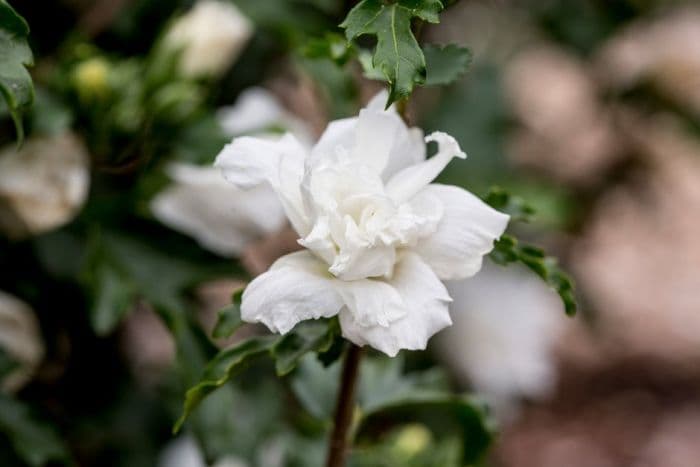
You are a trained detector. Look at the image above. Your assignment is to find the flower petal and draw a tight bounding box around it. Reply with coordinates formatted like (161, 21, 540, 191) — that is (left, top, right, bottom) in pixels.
(349, 107, 403, 174)
(412, 184, 509, 280)
(338, 253, 452, 356)
(333, 276, 406, 328)
(311, 117, 357, 161)
(381, 127, 426, 181)
(385, 131, 466, 203)
(215, 133, 310, 235)
(151, 163, 286, 257)
(241, 251, 344, 334)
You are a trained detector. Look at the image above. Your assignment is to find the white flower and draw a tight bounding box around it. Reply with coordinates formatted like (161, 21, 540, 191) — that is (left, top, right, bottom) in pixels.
(163, 0, 253, 78)
(151, 163, 286, 256)
(215, 92, 509, 356)
(0, 134, 89, 238)
(151, 88, 308, 256)
(0, 291, 44, 393)
(435, 262, 565, 418)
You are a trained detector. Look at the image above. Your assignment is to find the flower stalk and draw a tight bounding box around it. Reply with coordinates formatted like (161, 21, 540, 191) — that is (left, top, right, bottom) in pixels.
(325, 344, 363, 467)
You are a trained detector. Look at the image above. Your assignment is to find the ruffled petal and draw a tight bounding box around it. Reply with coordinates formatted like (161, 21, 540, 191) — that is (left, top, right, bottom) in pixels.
(385, 131, 466, 203)
(412, 184, 509, 280)
(310, 117, 357, 161)
(151, 163, 285, 257)
(350, 107, 403, 174)
(333, 276, 406, 328)
(241, 251, 344, 334)
(215, 133, 310, 235)
(381, 127, 426, 181)
(338, 253, 452, 356)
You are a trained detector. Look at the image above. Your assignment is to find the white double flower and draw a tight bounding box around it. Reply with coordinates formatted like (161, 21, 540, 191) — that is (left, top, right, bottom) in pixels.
(216, 92, 509, 356)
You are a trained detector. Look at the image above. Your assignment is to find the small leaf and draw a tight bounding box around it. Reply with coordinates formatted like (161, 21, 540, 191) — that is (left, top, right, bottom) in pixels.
(272, 318, 338, 376)
(211, 289, 244, 339)
(0, 0, 34, 143)
(341, 0, 444, 106)
(482, 186, 536, 223)
(490, 234, 577, 315)
(175, 319, 339, 432)
(174, 335, 277, 433)
(424, 43, 472, 86)
(302, 33, 354, 65)
(0, 394, 70, 467)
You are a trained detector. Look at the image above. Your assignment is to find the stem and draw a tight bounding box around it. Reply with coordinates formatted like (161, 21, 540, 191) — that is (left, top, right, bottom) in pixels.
(325, 344, 363, 467)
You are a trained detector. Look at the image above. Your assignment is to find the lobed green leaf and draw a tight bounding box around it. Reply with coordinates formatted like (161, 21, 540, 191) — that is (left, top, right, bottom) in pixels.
(0, 0, 34, 144)
(341, 0, 444, 106)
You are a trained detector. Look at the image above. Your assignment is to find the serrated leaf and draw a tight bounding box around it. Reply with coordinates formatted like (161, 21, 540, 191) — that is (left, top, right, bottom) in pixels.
(490, 234, 577, 315)
(0, 394, 70, 467)
(482, 186, 536, 223)
(0, 0, 34, 143)
(272, 319, 338, 376)
(424, 43, 472, 86)
(175, 319, 339, 432)
(174, 335, 277, 433)
(211, 289, 244, 339)
(341, 0, 444, 106)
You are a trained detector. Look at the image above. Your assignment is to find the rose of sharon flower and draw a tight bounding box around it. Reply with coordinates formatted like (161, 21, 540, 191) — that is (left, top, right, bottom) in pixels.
(215, 92, 510, 356)
(0, 133, 89, 238)
(163, 0, 253, 78)
(151, 88, 309, 256)
(436, 262, 565, 418)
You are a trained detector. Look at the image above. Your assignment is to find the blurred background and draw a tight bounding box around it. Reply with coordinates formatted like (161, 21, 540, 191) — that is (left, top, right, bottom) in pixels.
(1, 0, 699, 466)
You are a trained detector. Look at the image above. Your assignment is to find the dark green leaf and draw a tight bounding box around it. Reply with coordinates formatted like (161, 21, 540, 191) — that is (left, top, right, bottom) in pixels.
(482, 186, 536, 223)
(0, 394, 70, 467)
(341, 0, 444, 105)
(0, 0, 34, 143)
(272, 319, 338, 376)
(424, 43, 472, 86)
(490, 234, 577, 315)
(173, 335, 277, 433)
(302, 33, 354, 65)
(176, 319, 338, 432)
(211, 289, 244, 340)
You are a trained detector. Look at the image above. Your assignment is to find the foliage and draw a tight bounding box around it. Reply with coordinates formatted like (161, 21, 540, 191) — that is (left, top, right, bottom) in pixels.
(341, 0, 444, 106)
(423, 43, 472, 86)
(0, 0, 34, 143)
(490, 234, 577, 316)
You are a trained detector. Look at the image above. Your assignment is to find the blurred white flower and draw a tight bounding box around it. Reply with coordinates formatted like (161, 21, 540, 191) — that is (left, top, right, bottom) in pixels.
(216, 91, 509, 356)
(0, 291, 44, 393)
(163, 0, 253, 78)
(151, 88, 309, 256)
(436, 262, 565, 417)
(0, 133, 89, 238)
(217, 87, 313, 146)
(158, 436, 248, 467)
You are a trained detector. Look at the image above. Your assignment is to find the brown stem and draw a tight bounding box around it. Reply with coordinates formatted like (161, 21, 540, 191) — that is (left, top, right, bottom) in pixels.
(326, 344, 363, 467)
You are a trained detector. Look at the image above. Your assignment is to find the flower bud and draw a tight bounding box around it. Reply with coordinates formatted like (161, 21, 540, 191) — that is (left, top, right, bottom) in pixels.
(73, 57, 110, 101)
(162, 0, 253, 78)
(0, 133, 90, 238)
(0, 291, 44, 393)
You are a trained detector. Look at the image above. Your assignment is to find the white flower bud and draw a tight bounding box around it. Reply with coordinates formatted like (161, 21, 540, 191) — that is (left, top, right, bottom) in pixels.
(0, 133, 90, 238)
(163, 0, 253, 78)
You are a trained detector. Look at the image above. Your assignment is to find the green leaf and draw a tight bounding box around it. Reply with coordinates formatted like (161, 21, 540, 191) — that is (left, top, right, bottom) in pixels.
(341, 0, 444, 106)
(211, 289, 244, 340)
(175, 319, 339, 432)
(482, 186, 536, 223)
(302, 33, 354, 65)
(490, 234, 577, 315)
(173, 335, 278, 434)
(424, 43, 472, 86)
(0, 394, 70, 467)
(272, 318, 338, 376)
(0, 0, 34, 143)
